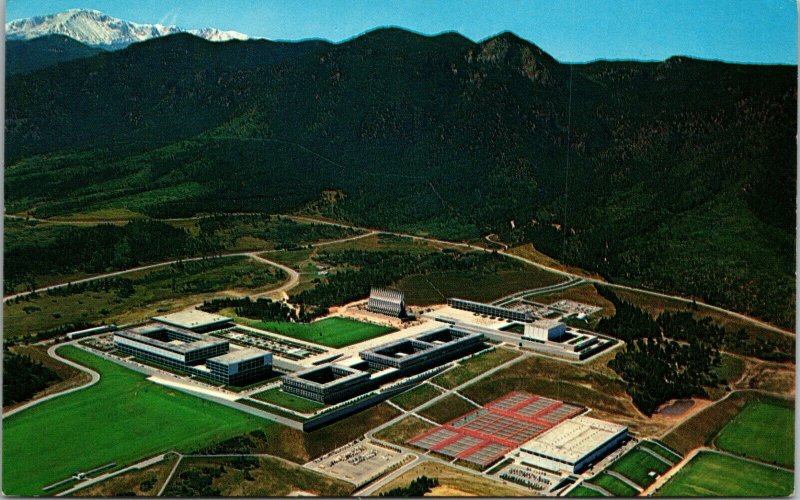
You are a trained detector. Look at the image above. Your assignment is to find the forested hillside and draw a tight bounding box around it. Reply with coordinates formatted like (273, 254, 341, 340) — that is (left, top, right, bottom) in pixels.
(5, 30, 795, 327)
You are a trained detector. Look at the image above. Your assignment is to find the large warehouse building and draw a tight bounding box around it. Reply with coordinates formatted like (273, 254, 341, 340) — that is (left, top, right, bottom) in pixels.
(367, 287, 407, 317)
(114, 324, 272, 385)
(516, 415, 628, 473)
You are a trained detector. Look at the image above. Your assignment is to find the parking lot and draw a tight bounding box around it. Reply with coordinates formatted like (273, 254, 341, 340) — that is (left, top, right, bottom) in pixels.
(304, 439, 408, 485)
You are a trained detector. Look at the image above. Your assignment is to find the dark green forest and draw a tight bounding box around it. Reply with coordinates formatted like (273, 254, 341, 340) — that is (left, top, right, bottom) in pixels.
(3, 351, 59, 405)
(5, 30, 795, 327)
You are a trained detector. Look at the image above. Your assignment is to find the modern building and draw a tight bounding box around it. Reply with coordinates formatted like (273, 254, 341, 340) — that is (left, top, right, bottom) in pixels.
(367, 287, 407, 318)
(114, 324, 271, 385)
(281, 364, 372, 403)
(281, 324, 484, 403)
(516, 415, 628, 473)
(360, 325, 484, 371)
(153, 309, 234, 333)
(447, 298, 533, 322)
(523, 319, 568, 341)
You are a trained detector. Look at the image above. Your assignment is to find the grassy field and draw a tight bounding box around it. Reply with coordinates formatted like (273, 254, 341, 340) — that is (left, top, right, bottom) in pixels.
(2, 346, 269, 496)
(397, 268, 563, 305)
(608, 448, 671, 488)
(5, 256, 285, 339)
(73, 454, 177, 496)
(638, 441, 681, 463)
(248, 317, 396, 348)
(390, 383, 443, 411)
(713, 353, 746, 385)
(373, 416, 437, 448)
(162, 455, 353, 496)
(252, 388, 326, 413)
(714, 401, 794, 467)
(431, 348, 521, 389)
(373, 461, 526, 497)
(417, 394, 478, 424)
(587, 472, 638, 496)
(662, 391, 793, 455)
(568, 485, 606, 497)
(656, 452, 793, 497)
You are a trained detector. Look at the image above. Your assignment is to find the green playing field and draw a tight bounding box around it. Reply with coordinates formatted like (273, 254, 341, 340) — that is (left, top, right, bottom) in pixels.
(3, 346, 270, 496)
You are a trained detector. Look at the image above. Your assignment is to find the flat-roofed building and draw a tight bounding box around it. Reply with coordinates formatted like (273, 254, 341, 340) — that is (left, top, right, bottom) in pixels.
(360, 325, 483, 372)
(205, 348, 273, 385)
(281, 364, 372, 403)
(153, 309, 234, 333)
(367, 287, 407, 317)
(447, 298, 533, 322)
(523, 319, 568, 341)
(516, 415, 628, 473)
(114, 324, 271, 384)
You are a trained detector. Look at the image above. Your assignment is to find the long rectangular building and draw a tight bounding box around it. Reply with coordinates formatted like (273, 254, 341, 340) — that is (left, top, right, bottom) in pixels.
(281, 324, 484, 404)
(516, 415, 628, 473)
(114, 324, 271, 385)
(447, 298, 533, 323)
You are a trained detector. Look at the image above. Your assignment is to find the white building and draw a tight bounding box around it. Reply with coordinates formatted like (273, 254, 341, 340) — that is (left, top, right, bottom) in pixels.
(523, 319, 568, 341)
(367, 287, 406, 317)
(516, 415, 628, 473)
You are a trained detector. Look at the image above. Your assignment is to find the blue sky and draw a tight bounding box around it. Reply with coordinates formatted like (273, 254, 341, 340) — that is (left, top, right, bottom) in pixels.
(6, 0, 798, 64)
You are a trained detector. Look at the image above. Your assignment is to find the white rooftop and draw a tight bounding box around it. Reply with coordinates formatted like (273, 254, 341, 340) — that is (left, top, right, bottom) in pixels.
(209, 347, 269, 365)
(532, 318, 564, 329)
(520, 415, 627, 464)
(153, 309, 232, 330)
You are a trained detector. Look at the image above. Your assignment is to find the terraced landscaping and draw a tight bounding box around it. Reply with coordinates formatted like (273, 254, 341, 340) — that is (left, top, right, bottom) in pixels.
(587, 472, 638, 497)
(607, 448, 671, 488)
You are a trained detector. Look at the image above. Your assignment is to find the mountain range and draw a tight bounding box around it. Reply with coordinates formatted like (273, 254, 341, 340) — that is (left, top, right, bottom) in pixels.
(4, 23, 796, 329)
(6, 9, 249, 49)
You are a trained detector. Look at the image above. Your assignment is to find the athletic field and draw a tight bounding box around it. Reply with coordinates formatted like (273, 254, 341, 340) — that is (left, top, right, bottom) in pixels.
(714, 400, 794, 467)
(3, 346, 268, 495)
(656, 451, 793, 497)
(252, 317, 396, 347)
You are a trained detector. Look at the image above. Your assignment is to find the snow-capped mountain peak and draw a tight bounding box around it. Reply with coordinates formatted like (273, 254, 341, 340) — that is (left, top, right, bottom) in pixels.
(6, 9, 249, 49)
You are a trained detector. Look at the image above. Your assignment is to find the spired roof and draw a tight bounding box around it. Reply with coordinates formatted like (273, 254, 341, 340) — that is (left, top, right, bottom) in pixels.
(153, 309, 233, 330)
(369, 287, 405, 302)
(519, 415, 627, 464)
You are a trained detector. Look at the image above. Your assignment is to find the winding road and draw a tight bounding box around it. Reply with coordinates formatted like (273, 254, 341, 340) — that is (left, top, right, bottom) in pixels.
(3, 213, 793, 337)
(4, 343, 100, 418)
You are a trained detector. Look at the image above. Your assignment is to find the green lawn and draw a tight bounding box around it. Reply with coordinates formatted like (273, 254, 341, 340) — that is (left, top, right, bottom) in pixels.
(3, 346, 269, 495)
(608, 448, 671, 488)
(252, 388, 326, 413)
(568, 485, 607, 497)
(391, 383, 443, 411)
(638, 441, 681, 463)
(430, 348, 520, 389)
(249, 317, 396, 348)
(656, 451, 793, 497)
(714, 401, 794, 467)
(418, 394, 478, 424)
(587, 472, 638, 497)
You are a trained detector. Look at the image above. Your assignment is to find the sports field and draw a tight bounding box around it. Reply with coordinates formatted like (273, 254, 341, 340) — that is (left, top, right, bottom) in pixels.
(714, 401, 794, 467)
(251, 317, 396, 348)
(656, 451, 793, 497)
(252, 388, 326, 413)
(3, 346, 269, 496)
(608, 448, 671, 488)
(568, 485, 606, 497)
(587, 472, 638, 497)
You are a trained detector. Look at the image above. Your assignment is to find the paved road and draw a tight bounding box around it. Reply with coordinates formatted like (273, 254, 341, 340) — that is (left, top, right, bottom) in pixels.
(4, 212, 793, 338)
(3, 342, 100, 418)
(3, 230, 373, 303)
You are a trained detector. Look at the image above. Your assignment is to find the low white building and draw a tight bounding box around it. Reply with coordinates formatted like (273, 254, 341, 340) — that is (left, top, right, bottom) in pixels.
(515, 415, 628, 473)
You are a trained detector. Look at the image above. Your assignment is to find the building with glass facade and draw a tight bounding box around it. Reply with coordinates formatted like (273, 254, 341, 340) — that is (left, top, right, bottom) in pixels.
(447, 298, 533, 322)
